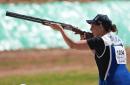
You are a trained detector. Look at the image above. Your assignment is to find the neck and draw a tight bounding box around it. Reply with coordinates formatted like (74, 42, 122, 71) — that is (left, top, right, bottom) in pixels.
(100, 30, 110, 37)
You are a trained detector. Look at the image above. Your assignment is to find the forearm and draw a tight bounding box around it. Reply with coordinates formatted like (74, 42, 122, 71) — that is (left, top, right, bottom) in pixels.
(59, 28, 89, 50)
(48, 23, 89, 50)
(59, 28, 76, 49)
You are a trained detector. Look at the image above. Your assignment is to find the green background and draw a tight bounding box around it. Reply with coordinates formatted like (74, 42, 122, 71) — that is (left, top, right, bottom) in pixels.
(0, 1, 130, 50)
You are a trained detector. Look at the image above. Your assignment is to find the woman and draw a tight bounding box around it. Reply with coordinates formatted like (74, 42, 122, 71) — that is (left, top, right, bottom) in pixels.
(45, 14, 130, 85)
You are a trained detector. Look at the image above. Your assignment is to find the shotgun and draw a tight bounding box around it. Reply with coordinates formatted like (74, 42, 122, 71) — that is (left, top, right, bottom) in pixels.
(6, 11, 93, 39)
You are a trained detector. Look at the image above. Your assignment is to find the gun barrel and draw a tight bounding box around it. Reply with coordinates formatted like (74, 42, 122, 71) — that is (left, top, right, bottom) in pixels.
(6, 11, 46, 23)
(6, 11, 85, 35)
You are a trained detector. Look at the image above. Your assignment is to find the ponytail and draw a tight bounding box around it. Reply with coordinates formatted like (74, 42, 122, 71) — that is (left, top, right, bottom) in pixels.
(100, 23, 118, 34)
(111, 24, 118, 33)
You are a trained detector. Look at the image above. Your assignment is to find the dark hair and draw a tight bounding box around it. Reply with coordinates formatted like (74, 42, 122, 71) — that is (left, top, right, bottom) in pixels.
(102, 23, 118, 33)
(111, 24, 118, 32)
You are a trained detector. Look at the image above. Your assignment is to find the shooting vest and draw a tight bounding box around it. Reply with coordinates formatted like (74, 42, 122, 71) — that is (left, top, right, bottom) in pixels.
(87, 32, 130, 85)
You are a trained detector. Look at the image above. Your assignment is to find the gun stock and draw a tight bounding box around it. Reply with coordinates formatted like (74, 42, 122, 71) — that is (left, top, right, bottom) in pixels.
(6, 11, 93, 39)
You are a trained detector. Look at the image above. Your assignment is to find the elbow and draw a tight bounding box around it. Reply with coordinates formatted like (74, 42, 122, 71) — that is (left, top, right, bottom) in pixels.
(68, 44, 74, 49)
(66, 42, 74, 49)
(69, 45, 75, 49)
(68, 43, 77, 49)
(68, 41, 89, 50)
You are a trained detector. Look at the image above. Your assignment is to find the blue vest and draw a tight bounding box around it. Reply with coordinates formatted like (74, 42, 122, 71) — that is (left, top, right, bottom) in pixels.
(98, 32, 130, 85)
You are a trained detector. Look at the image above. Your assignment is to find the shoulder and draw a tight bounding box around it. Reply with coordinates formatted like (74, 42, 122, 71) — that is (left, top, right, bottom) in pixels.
(101, 32, 123, 46)
(87, 37, 104, 49)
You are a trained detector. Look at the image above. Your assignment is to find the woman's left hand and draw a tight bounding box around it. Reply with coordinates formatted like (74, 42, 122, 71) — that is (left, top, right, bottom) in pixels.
(49, 23, 63, 31)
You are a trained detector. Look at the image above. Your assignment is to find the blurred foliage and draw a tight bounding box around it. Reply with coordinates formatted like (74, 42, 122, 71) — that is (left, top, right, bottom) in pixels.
(0, 0, 94, 3)
(0, 1, 130, 50)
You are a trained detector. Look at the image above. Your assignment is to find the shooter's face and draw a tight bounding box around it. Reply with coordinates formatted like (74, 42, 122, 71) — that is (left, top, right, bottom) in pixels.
(90, 24, 104, 37)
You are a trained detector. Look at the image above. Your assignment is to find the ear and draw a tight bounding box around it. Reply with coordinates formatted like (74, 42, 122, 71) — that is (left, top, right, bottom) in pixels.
(99, 24, 105, 31)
